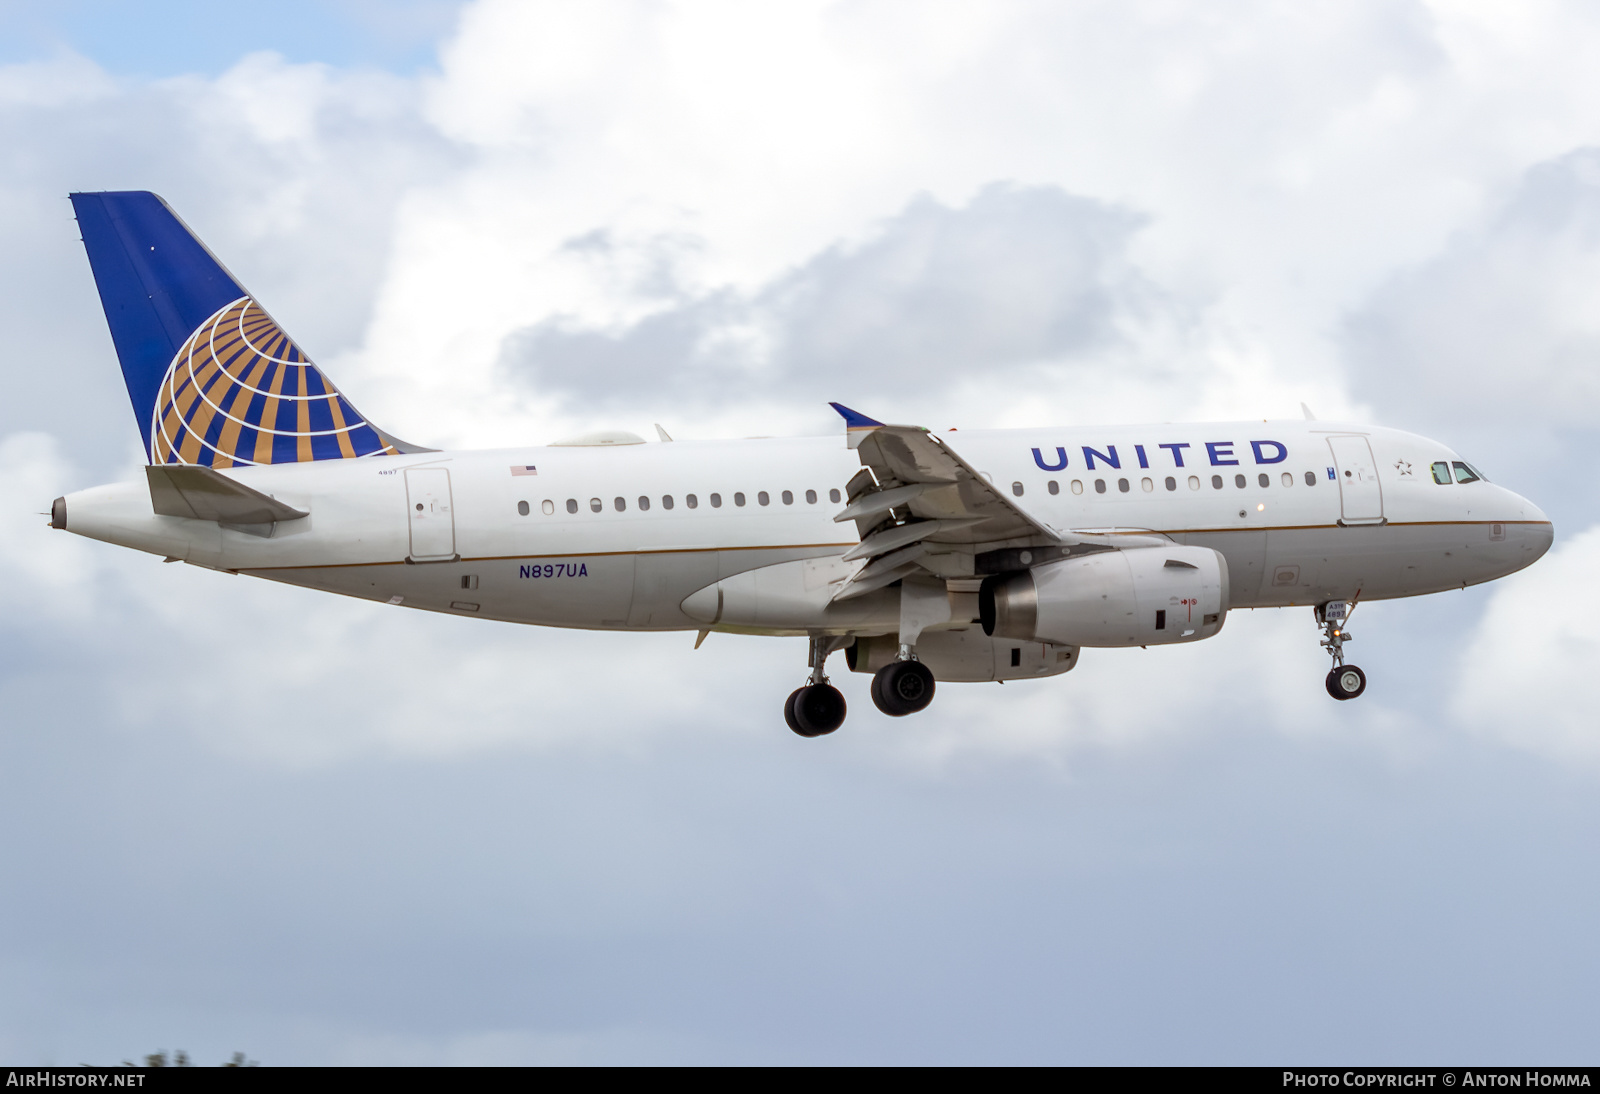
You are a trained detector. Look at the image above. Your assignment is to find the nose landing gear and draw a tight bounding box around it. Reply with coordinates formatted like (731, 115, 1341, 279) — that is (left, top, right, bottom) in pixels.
(1318, 600, 1367, 701)
(785, 635, 848, 737)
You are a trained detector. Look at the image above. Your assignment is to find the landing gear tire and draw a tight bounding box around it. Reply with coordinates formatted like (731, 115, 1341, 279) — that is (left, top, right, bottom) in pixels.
(787, 684, 846, 737)
(872, 660, 936, 717)
(1326, 665, 1367, 701)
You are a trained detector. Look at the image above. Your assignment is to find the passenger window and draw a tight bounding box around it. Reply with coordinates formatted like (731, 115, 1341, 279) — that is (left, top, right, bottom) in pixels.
(1452, 461, 1480, 484)
(1211, 475, 1223, 489)
(686, 494, 698, 509)
(829, 488, 841, 503)
(589, 498, 602, 513)
(615, 497, 627, 512)
(806, 489, 817, 504)
(1234, 474, 1246, 489)
(1094, 479, 1106, 494)
(517, 501, 529, 516)
(758, 491, 770, 506)
(1071, 480, 1084, 495)
(1432, 462, 1451, 484)
(542, 500, 555, 515)
(1048, 480, 1060, 495)
(1188, 476, 1200, 490)
(1304, 471, 1316, 486)
(662, 496, 674, 510)
(1011, 481, 1024, 496)
(1280, 472, 1292, 487)
(734, 492, 746, 507)
(567, 498, 579, 514)
(782, 490, 793, 505)
(638, 496, 650, 511)
(1165, 476, 1176, 491)
(1141, 477, 1153, 492)
(1118, 478, 1130, 493)
(1258, 473, 1269, 488)
(711, 493, 723, 508)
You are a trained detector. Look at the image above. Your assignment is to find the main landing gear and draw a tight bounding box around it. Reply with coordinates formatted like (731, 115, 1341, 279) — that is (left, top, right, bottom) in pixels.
(785, 635, 848, 737)
(1318, 601, 1367, 701)
(783, 638, 939, 736)
(871, 646, 935, 718)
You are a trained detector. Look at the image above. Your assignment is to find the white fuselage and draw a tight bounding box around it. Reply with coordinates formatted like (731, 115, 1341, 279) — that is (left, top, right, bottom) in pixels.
(59, 420, 1552, 637)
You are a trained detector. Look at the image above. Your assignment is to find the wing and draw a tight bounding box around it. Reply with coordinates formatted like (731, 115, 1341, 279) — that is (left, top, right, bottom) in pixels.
(827, 403, 1163, 600)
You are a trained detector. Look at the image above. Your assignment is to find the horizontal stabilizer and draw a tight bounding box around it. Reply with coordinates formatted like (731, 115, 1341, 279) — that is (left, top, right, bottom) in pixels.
(147, 464, 307, 525)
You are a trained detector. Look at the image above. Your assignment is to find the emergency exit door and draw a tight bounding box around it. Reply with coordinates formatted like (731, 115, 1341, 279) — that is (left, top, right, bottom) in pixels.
(1327, 435, 1384, 525)
(405, 468, 457, 561)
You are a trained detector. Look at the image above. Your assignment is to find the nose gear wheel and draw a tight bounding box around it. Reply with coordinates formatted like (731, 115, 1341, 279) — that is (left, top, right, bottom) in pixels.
(1326, 665, 1367, 701)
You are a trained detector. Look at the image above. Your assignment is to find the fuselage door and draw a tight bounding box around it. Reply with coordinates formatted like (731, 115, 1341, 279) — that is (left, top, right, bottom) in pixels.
(405, 468, 457, 561)
(1327, 435, 1384, 525)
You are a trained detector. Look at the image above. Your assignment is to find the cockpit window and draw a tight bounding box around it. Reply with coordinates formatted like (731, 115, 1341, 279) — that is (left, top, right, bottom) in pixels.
(1452, 461, 1481, 484)
(1431, 461, 1452, 485)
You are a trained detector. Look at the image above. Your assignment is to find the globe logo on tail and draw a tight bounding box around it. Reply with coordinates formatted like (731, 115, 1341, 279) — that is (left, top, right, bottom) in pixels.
(151, 297, 398, 467)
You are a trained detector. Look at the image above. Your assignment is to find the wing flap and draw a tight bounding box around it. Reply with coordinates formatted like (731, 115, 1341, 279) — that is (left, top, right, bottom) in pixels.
(829, 404, 1059, 546)
(841, 517, 987, 561)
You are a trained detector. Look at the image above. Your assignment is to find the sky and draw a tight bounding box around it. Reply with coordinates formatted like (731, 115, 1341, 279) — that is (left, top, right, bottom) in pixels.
(2, 0, 1598, 1066)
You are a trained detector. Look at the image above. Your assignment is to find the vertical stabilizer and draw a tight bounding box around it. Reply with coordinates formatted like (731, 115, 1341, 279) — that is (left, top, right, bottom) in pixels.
(70, 191, 414, 466)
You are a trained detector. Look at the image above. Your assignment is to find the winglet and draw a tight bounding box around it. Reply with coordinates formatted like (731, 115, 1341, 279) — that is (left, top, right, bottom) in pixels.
(829, 402, 884, 428)
(829, 402, 885, 449)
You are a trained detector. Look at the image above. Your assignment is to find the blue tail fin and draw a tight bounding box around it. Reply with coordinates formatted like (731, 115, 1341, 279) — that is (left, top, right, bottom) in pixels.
(70, 191, 414, 467)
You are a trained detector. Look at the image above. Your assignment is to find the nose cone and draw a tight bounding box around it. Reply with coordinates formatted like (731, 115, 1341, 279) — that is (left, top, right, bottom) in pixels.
(1526, 509, 1555, 564)
(1504, 489, 1553, 571)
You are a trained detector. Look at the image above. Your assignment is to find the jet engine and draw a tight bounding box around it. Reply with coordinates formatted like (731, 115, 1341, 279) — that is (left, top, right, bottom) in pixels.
(979, 545, 1229, 647)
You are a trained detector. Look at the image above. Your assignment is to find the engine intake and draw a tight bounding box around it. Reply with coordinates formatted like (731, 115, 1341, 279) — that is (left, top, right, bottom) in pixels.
(979, 545, 1229, 647)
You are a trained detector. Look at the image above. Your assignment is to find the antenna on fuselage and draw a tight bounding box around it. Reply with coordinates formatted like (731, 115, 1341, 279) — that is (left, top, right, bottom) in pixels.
(1301, 403, 1317, 421)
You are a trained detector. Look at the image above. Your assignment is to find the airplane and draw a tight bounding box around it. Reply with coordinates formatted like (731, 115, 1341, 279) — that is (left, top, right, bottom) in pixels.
(49, 191, 1554, 738)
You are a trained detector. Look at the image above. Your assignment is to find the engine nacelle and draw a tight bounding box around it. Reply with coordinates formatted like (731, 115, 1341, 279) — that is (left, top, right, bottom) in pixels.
(980, 545, 1229, 647)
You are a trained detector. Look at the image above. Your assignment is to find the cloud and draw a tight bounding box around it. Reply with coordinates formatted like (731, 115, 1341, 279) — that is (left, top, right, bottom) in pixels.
(1454, 522, 1600, 764)
(1337, 146, 1600, 523)
(498, 184, 1176, 415)
(0, 432, 96, 617)
(0, 49, 460, 479)
(1344, 147, 1600, 434)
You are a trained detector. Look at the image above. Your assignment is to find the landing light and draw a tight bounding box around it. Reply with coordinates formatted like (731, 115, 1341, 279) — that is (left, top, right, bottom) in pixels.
(1257, 503, 1265, 511)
